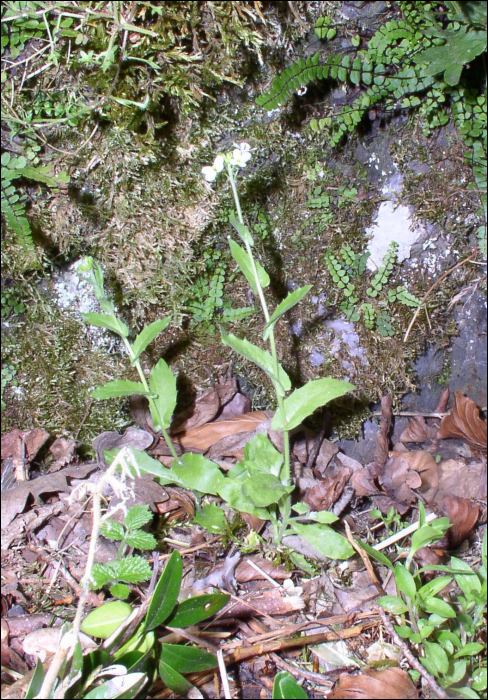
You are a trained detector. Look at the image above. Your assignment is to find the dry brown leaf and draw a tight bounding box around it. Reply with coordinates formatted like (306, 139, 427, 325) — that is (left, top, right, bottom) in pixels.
(435, 387, 450, 413)
(48, 438, 76, 471)
(235, 556, 291, 583)
(436, 458, 486, 501)
(380, 450, 439, 505)
(92, 427, 154, 463)
(400, 416, 439, 444)
(108, 474, 169, 523)
(176, 411, 271, 452)
(171, 377, 238, 433)
(1, 428, 49, 462)
(219, 588, 305, 619)
(441, 495, 479, 549)
(328, 667, 418, 699)
(216, 391, 251, 420)
(439, 391, 487, 454)
(315, 440, 340, 474)
(303, 466, 352, 511)
(350, 467, 380, 497)
(375, 395, 393, 466)
(1, 463, 98, 530)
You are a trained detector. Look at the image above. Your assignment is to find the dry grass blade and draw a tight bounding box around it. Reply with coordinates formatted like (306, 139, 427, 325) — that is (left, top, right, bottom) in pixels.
(439, 391, 487, 454)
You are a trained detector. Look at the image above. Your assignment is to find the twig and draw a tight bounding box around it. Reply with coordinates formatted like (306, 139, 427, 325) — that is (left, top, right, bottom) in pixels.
(371, 410, 447, 418)
(224, 622, 376, 664)
(404, 252, 478, 342)
(270, 653, 335, 687)
(379, 610, 449, 699)
(344, 521, 385, 596)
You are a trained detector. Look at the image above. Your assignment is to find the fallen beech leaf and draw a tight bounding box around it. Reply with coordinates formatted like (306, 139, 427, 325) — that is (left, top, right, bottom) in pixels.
(235, 556, 291, 583)
(375, 395, 393, 466)
(414, 546, 445, 568)
(1, 428, 49, 462)
(441, 495, 479, 549)
(171, 376, 238, 433)
(1, 463, 98, 530)
(380, 450, 439, 505)
(176, 411, 271, 452)
(315, 439, 340, 473)
(49, 437, 76, 471)
(434, 387, 450, 414)
(439, 391, 487, 454)
(328, 667, 418, 699)
(108, 474, 169, 522)
(303, 466, 352, 511)
(218, 588, 304, 618)
(436, 458, 485, 501)
(92, 427, 153, 463)
(216, 391, 251, 420)
(400, 416, 438, 444)
(350, 467, 379, 497)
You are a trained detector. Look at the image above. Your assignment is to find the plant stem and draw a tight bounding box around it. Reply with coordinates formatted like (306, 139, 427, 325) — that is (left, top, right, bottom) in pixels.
(120, 335, 181, 464)
(226, 164, 292, 541)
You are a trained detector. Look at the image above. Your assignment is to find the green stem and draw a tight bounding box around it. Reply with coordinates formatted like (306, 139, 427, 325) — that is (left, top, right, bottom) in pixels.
(120, 333, 181, 465)
(226, 164, 292, 541)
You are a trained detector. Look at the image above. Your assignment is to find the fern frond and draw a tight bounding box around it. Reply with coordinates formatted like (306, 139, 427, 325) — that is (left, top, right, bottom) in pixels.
(1, 181, 33, 249)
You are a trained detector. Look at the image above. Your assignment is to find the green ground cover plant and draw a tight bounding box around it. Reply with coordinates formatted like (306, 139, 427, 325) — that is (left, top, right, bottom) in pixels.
(359, 505, 487, 699)
(324, 241, 420, 336)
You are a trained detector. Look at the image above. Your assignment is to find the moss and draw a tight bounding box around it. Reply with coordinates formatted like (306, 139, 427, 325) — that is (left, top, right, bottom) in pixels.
(1, 295, 130, 443)
(2, 1, 484, 448)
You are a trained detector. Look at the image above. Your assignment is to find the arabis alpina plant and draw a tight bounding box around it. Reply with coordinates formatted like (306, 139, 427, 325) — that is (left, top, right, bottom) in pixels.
(79, 145, 356, 561)
(195, 144, 357, 557)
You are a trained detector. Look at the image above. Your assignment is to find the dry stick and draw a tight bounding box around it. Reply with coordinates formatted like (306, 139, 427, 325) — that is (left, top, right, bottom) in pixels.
(404, 252, 478, 343)
(344, 521, 385, 596)
(270, 653, 336, 687)
(379, 610, 449, 699)
(225, 622, 376, 664)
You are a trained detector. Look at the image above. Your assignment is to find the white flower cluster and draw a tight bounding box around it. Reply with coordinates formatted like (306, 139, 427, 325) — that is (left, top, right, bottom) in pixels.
(201, 142, 252, 182)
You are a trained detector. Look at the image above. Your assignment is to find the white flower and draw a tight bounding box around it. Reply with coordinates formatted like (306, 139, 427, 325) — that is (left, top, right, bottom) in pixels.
(201, 154, 224, 182)
(230, 142, 252, 168)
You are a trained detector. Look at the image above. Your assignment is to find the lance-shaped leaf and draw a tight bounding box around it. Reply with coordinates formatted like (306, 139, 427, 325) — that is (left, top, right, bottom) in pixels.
(145, 551, 182, 631)
(131, 318, 171, 364)
(271, 377, 355, 431)
(229, 212, 254, 245)
(221, 330, 291, 396)
(91, 380, 152, 400)
(160, 644, 217, 672)
(165, 592, 229, 628)
(263, 285, 312, 340)
(149, 358, 177, 430)
(82, 312, 129, 337)
(158, 661, 193, 696)
(228, 238, 269, 294)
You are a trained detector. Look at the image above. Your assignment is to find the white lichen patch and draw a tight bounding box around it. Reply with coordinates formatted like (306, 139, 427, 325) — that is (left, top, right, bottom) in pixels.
(324, 318, 369, 377)
(52, 263, 121, 353)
